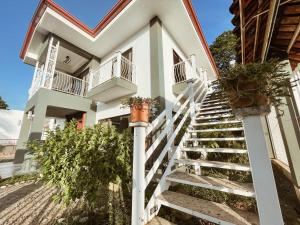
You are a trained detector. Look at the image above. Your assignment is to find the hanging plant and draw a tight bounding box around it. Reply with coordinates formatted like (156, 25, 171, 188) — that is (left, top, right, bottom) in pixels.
(218, 60, 290, 116)
(121, 97, 158, 123)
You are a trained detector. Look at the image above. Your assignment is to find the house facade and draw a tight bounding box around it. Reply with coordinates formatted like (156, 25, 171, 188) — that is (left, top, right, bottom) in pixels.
(16, 0, 217, 162)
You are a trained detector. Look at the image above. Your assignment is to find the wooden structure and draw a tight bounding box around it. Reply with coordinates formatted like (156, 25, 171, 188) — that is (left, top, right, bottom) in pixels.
(230, 0, 300, 69)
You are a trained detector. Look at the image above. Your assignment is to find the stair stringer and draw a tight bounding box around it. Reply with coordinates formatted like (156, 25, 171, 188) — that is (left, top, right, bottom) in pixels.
(144, 89, 208, 223)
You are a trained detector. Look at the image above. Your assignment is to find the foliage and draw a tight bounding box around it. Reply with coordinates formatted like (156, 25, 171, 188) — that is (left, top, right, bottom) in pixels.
(218, 60, 290, 110)
(0, 173, 38, 186)
(210, 31, 237, 72)
(27, 121, 133, 207)
(0, 96, 8, 109)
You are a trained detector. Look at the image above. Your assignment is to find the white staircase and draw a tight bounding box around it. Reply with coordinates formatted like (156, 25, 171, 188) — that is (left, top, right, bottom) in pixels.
(130, 78, 283, 225)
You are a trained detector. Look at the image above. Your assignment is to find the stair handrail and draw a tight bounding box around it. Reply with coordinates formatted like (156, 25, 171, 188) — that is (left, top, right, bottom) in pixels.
(143, 78, 207, 223)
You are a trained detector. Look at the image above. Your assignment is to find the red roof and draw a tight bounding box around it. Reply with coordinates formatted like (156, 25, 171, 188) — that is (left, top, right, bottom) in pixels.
(20, 0, 218, 75)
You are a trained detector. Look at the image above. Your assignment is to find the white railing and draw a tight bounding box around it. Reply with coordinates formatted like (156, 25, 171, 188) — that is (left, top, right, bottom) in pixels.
(89, 53, 136, 90)
(52, 70, 88, 97)
(130, 76, 208, 225)
(29, 68, 44, 98)
(28, 69, 88, 98)
(173, 59, 192, 83)
(173, 56, 207, 84)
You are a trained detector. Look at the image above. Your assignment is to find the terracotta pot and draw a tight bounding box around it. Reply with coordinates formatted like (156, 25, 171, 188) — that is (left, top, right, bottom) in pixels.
(130, 102, 149, 123)
(254, 94, 270, 106)
(238, 81, 258, 93)
(230, 96, 253, 109)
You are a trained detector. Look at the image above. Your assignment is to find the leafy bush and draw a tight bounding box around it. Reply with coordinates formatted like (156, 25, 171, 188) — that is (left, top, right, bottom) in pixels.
(219, 60, 290, 109)
(27, 121, 133, 207)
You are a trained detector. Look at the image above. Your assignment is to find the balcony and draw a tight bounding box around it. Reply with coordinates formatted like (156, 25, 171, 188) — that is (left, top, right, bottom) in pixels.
(172, 56, 207, 95)
(29, 69, 88, 99)
(87, 53, 137, 102)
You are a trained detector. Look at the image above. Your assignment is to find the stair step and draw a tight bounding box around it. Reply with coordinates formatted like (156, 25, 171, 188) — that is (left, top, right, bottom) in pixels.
(147, 216, 176, 225)
(200, 105, 228, 111)
(197, 109, 232, 116)
(167, 171, 255, 197)
(188, 127, 244, 133)
(181, 147, 248, 154)
(186, 137, 245, 142)
(195, 114, 235, 121)
(202, 99, 226, 104)
(193, 120, 242, 126)
(201, 101, 228, 107)
(175, 159, 251, 171)
(157, 191, 259, 225)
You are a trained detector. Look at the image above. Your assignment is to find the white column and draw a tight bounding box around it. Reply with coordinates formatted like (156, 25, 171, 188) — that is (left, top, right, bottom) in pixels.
(131, 122, 147, 225)
(88, 69, 94, 91)
(243, 116, 284, 225)
(42, 37, 54, 87)
(49, 41, 60, 89)
(115, 51, 122, 78)
(190, 54, 197, 80)
(29, 61, 39, 98)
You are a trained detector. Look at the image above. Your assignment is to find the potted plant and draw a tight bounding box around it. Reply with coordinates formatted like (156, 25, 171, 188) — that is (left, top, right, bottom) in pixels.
(121, 97, 158, 123)
(218, 60, 290, 116)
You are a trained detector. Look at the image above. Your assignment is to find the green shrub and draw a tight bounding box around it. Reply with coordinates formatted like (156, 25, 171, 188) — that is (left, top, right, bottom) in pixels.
(27, 121, 133, 207)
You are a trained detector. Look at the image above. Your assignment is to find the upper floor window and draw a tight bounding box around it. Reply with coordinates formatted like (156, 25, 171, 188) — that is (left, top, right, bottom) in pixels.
(173, 50, 186, 83)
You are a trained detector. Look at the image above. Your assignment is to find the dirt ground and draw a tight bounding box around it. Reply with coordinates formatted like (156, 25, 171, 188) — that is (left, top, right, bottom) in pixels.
(0, 167, 299, 225)
(0, 181, 79, 225)
(273, 165, 300, 225)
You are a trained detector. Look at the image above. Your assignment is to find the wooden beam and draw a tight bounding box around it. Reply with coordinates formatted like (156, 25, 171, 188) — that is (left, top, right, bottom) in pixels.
(261, 0, 281, 62)
(287, 21, 300, 53)
(239, 0, 246, 64)
(253, 0, 263, 61)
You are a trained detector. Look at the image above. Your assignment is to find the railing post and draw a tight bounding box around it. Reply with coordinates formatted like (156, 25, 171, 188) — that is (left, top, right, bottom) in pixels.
(115, 51, 122, 78)
(88, 70, 94, 91)
(130, 121, 147, 225)
(187, 80, 196, 120)
(49, 41, 60, 89)
(190, 54, 197, 80)
(243, 115, 284, 225)
(204, 69, 208, 88)
(29, 61, 39, 98)
(42, 37, 54, 87)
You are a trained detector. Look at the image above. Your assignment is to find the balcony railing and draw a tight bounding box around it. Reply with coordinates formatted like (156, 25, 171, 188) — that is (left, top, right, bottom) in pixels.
(52, 71, 88, 97)
(173, 57, 207, 84)
(89, 54, 136, 90)
(29, 69, 88, 98)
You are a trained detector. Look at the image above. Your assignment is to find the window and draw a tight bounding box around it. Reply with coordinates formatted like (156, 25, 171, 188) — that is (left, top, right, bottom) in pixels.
(173, 50, 186, 83)
(121, 48, 133, 81)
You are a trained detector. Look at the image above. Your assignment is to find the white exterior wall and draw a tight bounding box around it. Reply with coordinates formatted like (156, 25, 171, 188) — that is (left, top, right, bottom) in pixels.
(0, 110, 23, 144)
(267, 107, 289, 165)
(96, 25, 151, 121)
(161, 25, 189, 106)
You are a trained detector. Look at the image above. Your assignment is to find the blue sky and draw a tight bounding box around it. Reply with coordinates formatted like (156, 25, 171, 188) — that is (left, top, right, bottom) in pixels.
(0, 0, 233, 110)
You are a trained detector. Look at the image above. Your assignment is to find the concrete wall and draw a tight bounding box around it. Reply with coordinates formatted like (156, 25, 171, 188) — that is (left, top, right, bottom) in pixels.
(96, 25, 151, 121)
(161, 25, 190, 107)
(267, 107, 289, 165)
(0, 110, 23, 143)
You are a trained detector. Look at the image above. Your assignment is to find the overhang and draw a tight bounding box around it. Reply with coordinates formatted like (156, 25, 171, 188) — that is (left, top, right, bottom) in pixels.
(230, 0, 300, 70)
(21, 0, 218, 76)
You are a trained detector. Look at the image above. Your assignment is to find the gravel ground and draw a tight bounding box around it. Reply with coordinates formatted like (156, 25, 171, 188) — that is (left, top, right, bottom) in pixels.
(0, 181, 78, 225)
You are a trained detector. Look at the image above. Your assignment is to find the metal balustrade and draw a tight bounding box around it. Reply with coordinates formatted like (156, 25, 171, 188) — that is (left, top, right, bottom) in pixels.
(130, 76, 208, 224)
(173, 57, 207, 84)
(89, 54, 136, 90)
(28, 68, 88, 98)
(52, 70, 88, 97)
